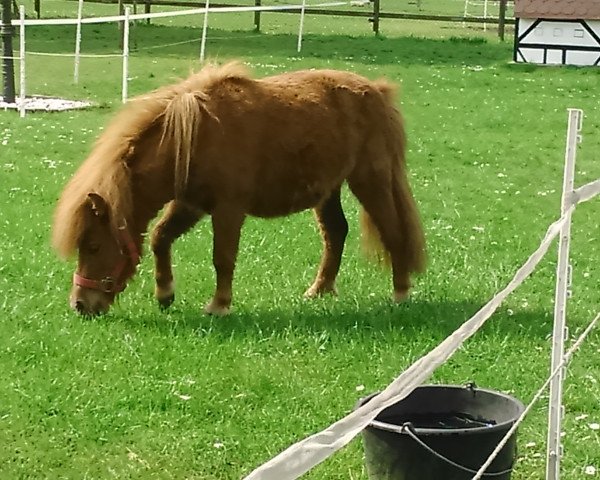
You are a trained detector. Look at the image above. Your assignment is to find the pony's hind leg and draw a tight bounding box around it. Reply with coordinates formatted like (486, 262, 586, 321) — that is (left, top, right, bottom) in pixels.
(151, 201, 204, 308)
(348, 179, 412, 302)
(305, 188, 348, 298)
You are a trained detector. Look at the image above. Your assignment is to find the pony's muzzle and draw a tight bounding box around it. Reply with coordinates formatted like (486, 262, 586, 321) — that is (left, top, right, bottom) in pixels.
(70, 287, 111, 316)
(74, 300, 86, 313)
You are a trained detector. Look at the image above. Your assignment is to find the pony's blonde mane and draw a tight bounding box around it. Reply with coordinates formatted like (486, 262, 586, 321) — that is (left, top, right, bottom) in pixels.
(52, 61, 250, 257)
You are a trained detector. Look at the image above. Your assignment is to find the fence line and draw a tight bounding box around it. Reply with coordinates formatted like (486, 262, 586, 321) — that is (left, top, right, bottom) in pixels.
(10, 1, 350, 26)
(199, 0, 210, 62)
(121, 6, 130, 103)
(18, 6, 25, 118)
(472, 311, 600, 480)
(74, 0, 84, 83)
(297, 0, 307, 53)
(573, 178, 600, 204)
(547, 107, 580, 480)
(464, 0, 493, 30)
(242, 110, 600, 479)
(27, 51, 122, 58)
(8, 0, 350, 107)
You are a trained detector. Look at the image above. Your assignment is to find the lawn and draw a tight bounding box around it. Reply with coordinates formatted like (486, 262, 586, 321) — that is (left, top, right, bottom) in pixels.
(1, 2, 600, 479)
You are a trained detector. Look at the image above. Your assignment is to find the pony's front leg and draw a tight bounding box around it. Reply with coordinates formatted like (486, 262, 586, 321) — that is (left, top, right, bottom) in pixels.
(151, 201, 204, 308)
(204, 209, 245, 316)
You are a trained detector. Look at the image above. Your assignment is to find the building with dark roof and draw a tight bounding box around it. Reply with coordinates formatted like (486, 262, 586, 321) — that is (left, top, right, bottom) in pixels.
(514, 0, 600, 65)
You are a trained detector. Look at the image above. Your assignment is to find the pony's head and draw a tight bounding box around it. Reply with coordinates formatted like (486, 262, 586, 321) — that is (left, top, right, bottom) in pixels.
(52, 87, 150, 315)
(53, 134, 139, 316)
(66, 193, 140, 315)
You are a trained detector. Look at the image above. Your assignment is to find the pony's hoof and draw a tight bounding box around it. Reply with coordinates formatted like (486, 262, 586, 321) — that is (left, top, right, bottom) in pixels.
(204, 300, 231, 316)
(393, 290, 409, 303)
(156, 282, 175, 309)
(304, 284, 337, 299)
(157, 293, 175, 310)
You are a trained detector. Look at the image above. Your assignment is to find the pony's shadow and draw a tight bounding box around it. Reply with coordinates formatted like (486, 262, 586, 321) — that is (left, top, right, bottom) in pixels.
(121, 295, 553, 342)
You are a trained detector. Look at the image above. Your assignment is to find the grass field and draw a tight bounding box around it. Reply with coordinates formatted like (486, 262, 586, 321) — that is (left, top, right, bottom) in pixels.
(1, 1, 600, 479)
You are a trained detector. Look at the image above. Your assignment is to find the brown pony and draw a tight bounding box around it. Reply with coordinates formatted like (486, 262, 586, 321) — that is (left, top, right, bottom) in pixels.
(52, 62, 425, 316)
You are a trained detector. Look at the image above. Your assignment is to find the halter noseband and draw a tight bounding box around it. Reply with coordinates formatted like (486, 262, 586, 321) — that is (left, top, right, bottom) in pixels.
(73, 223, 140, 294)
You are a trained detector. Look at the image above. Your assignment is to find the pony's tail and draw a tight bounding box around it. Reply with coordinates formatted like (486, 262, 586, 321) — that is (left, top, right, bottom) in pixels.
(161, 91, 207, 199)
(360, 80, 426, 274)
(390, 159, 427, 274)
(359, 209, 390, 265)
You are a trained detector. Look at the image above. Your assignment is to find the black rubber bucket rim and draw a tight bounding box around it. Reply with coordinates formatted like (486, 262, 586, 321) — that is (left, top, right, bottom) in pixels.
(359, 384, 526, 437)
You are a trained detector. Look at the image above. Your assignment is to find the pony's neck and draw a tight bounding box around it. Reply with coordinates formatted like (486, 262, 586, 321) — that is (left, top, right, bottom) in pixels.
(128, 138, 176, 249)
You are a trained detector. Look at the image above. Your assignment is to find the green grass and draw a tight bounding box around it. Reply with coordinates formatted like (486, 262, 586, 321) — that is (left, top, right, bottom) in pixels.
(1, 2, 600, 479)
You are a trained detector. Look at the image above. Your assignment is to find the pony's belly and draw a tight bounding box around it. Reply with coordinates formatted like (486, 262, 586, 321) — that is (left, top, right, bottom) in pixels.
(249, 184, 328, 217)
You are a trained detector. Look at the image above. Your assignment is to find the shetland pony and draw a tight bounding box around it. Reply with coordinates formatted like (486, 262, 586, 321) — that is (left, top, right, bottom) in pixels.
(52, 62, 425, 316)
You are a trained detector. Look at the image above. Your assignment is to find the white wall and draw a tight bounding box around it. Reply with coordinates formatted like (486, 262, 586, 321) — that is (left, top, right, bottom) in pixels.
(516, 19, 600, 66)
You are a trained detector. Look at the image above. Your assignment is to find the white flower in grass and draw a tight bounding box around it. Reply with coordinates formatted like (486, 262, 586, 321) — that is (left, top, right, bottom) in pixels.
(585, 465, 596, 475)
(576, 414, 589, 421)
(213, 442, 224, 449)
(589, 423, 600, 430)
(355, 385, 365, 392)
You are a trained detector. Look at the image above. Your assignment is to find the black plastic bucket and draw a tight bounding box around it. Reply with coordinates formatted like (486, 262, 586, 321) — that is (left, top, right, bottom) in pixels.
(356, 384, 525, 480)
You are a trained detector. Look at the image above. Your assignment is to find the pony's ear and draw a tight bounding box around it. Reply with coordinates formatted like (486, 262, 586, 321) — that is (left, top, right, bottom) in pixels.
(86, 193, 109, 219)
(123, 144, 136, 166)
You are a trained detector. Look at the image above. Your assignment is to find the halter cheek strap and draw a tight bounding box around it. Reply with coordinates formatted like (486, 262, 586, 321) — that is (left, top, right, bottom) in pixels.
(73, 224, 140, 294)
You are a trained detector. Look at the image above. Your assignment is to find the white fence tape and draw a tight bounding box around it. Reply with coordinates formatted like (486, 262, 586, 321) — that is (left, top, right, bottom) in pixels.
(11, 2, 349, 26)
(27, 51, 122, 58)
(572, 178, 600, 205)
(243, 177, 600, 479)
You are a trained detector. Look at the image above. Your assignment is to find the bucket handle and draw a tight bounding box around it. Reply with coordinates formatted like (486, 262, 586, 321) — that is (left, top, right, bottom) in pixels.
(369, 421, 514, 477)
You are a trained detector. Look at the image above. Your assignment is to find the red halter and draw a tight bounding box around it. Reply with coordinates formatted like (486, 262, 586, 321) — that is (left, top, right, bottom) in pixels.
(73, 223, 140, 294)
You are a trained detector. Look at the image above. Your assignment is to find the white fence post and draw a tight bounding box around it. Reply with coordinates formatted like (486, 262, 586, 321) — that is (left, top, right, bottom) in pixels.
(122, 6, 130, 103)
(297, 0, 307, 52)
(19, 5, 26, 118)
(199, 0, 210, 62)
(74, 0, 84, 83)
(483, 0, 488, 31)
(546, 108, 583, 480)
